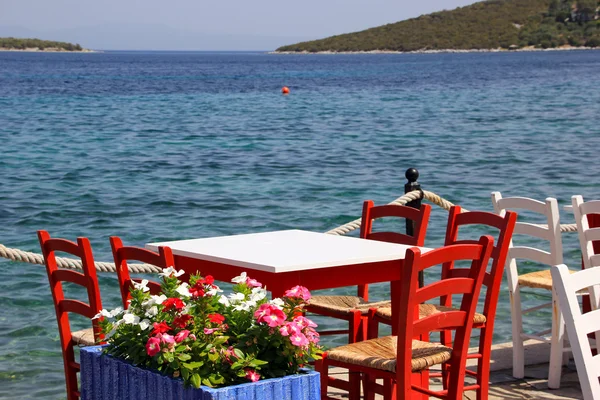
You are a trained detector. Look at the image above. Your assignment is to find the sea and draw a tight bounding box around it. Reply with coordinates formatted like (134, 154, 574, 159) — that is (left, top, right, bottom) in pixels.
(1, 50, 599, 399)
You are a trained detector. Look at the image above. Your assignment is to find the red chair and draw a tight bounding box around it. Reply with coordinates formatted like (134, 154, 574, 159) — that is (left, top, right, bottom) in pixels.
(368, 205, 516, 400)
(317, 236, 494, 400)
(109, 236, 174, 308)
(38, 230, 103, 400)
(306, 200, 431, 344)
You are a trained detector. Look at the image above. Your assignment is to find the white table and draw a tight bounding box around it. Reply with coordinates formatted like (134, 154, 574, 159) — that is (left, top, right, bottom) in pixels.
(147, 229, 429, 298)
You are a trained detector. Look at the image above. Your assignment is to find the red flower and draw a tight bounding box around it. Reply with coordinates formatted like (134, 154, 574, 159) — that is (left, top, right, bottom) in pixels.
(163, 297, 185, 312)
(146, 336, 161, 356)
(151, 321, 171, 336)
(208, 313, 225, 325)
(173, 314, 193, 328)
(203, 275, 215, 285)
(190, 283, 205, 298)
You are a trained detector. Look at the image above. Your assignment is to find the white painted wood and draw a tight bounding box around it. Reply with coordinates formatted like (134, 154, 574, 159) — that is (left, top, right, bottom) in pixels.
(513, 222, 551, 240)
(491, 192, 566, 387)
(508, 246, 553, 266)
(552, 264, 600, 400)
(573, 195, 599, 272)
(147, 229, 430, 274)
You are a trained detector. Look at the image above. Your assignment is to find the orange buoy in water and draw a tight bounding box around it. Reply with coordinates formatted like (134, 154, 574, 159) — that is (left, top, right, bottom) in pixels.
(281, 86, 290, 94)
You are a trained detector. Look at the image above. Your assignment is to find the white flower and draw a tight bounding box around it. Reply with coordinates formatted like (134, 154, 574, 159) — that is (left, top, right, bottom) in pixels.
(175, 283, 191, 298)
(110, 307, 124, 317)
(149, 294, 167, 306)
(145, 306, 158, 318)
(122, 313, 140, 325)
(250, 288, 267, 302)
(93, 309, 113, 320)
(231, 272, 247, 284)
(132, 279, 150, 292)
(228, 292, 245, 303)
(233, 300, 256, 312)
(159, 266, 185, 278)
(139, 319, 151, 330)
(269, 298, 285, 309)
(207, 285, 223, 297)
(218, 295, 230, 307)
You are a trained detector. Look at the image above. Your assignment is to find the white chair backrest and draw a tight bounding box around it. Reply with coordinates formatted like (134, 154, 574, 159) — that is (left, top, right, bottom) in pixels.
(572, 195, 600, 270)
(491, 192, 563, 267)
(551, 264, 600, 399)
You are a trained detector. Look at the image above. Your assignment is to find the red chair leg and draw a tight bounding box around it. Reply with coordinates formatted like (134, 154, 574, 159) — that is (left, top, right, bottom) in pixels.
(315, 356, 329, 400)
(349, 310, 361, 343)
(367, 308, 379, 339)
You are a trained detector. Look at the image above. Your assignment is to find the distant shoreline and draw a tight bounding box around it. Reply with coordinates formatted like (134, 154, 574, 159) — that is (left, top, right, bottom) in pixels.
(272, 45, 599, 55)
(0, 47, 97, 53)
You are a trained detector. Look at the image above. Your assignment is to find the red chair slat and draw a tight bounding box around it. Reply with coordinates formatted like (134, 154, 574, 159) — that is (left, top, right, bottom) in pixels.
(52, 269, 89, 287)
(43, 238, 82, 257)
(58, 299, 95, 319)
(110, 236, 174, 309)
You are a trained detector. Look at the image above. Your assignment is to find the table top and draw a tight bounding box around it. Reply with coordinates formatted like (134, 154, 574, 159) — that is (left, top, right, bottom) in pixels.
(147, 229, 430, 273)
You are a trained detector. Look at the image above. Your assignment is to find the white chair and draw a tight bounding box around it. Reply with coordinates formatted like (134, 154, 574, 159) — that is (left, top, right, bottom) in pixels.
(491, 192, 567, 389)
(572, 195, 600, 270)
(551, 264, 600, 400)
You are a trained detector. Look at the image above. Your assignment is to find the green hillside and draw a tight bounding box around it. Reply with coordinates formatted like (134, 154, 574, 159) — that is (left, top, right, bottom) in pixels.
(276, 0, 600, 52)
(0, 37, 84, 51)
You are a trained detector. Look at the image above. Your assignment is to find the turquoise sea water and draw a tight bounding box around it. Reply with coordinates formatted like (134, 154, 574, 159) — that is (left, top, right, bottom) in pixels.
(1, 50, 600, 398)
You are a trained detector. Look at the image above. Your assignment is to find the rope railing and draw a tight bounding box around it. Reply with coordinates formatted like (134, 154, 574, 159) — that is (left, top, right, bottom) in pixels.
(0, 189, 580, 273)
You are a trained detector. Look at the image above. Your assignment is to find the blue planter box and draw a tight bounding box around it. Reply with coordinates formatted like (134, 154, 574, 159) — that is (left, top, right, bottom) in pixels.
(80, 346, 320, 400)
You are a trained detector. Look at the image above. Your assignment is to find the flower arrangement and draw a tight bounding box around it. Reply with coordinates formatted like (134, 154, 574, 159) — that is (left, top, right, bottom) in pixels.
(96, 267, 322, 388)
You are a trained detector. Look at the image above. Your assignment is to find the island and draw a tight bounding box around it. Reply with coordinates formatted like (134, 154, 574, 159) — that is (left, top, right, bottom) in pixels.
(0, 37, 92, 52)
(275, 0, 600, 53)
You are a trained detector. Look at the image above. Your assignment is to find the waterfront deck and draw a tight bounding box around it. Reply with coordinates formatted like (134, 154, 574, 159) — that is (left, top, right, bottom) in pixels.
(328, 340, 583, 399)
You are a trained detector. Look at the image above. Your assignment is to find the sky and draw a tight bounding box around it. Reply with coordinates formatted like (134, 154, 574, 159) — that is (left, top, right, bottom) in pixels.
(0, 0, 479, 50)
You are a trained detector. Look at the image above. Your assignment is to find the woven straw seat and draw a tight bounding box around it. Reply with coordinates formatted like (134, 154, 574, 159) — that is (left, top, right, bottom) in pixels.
(308, 295, 391, 315)
(72, 328, 96, 346)
(518, 269, 575, 291)
(327, 335, 452, 373)
(374, 303, 487, 325)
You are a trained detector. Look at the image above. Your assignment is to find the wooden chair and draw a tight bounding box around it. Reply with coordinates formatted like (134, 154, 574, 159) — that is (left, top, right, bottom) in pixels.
(491, 192, 568, 388)
(109, 236, 174, 309)
(572, 195, 600, 270)
(551, 264, 600, 400)
(368, 204, 517, 400)
(306, 200, 431, 344)
(38, 230, 103, 400)
(316, 236, 494, 400)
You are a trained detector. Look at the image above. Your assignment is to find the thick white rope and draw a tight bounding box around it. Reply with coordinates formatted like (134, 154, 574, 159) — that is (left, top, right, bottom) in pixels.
(0, 190, 579, 272)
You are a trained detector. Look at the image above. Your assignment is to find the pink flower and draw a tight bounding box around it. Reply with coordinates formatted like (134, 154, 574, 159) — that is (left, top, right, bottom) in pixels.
(284, 285, 311, 301)
(246, 278, 262, 288)
(254, 304, 286, 327)
(279, 325, 291, 336)
(289, 332, 309, 347)
(146, 336, 161, 356)
(306, 329, 320, 344)
(174, 330, 190, 343)
(189, 334, 197, 341)
(204, 327, 217, 335)
(159, 333, 175, 345)
(292, 316, 317, 329)
(245, 369, 261, 382)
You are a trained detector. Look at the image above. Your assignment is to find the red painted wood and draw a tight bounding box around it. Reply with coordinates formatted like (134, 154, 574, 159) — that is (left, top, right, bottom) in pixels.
(38, 230, 103, 400)
(109, 236, 174, 309)
(319, 236, 494, 400)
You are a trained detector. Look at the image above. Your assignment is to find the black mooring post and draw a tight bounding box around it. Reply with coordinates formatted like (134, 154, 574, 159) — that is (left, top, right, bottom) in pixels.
(404, 167, 424, 288)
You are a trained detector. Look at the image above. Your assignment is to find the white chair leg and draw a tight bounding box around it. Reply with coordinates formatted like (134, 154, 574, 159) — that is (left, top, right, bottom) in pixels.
(509, 285, 525, 379)
(548, 290, 565, 389)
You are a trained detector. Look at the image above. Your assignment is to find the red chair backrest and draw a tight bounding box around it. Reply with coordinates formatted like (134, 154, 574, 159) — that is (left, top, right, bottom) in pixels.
(38, 230, 103, 343)
(395, 236, 494, 397)
(358, 200, 431, 301)
(360, 200, 431, 246)
(109, 236, 174, 308)
(443, 205, 517, 320)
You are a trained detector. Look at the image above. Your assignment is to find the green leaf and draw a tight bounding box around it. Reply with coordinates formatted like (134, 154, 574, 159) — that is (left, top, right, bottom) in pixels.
(178, 353, 192, 361)
(209, 373, 225, 385)
(233, 348, 245, 359)
(249, 359, 269, 367)
(190, 373, 201, 389)
(208, 352, 219, 362)
(182, 361, 204, 369)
